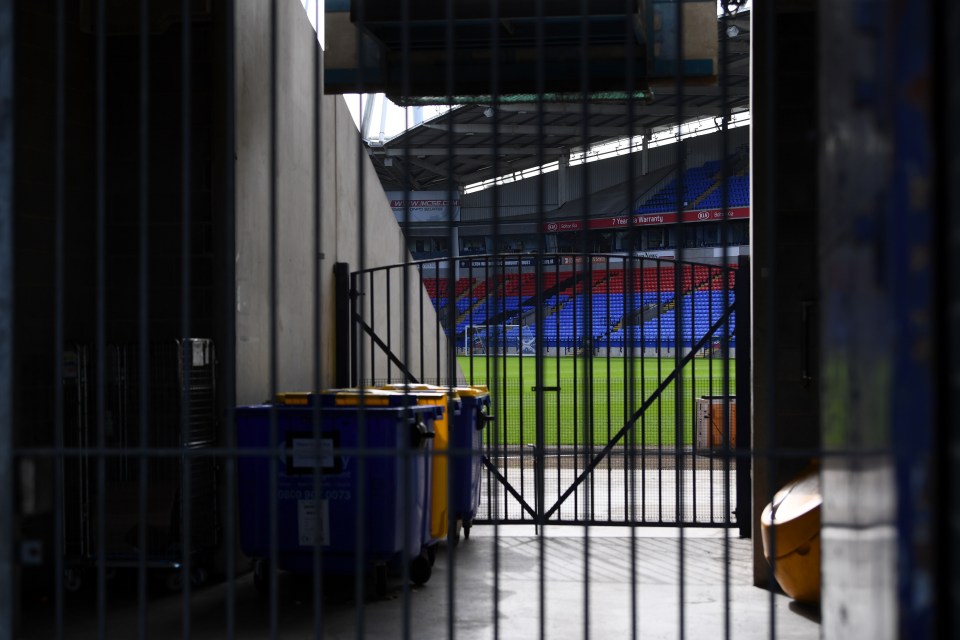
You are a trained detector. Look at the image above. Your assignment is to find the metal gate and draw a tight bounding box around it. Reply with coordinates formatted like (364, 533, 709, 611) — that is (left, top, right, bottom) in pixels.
(342, 253, 748, 528)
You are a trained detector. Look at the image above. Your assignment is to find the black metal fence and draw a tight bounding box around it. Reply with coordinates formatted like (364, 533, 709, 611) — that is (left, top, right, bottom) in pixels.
(7, 0, 950, 638)
(346, 255, 745, 528)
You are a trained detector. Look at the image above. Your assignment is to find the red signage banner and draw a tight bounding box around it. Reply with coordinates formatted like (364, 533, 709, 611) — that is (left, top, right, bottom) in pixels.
(543, 207, 749, 233)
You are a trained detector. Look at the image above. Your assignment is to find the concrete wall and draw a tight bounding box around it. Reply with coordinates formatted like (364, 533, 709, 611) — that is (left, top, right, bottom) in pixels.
(235, 0, 455, 403)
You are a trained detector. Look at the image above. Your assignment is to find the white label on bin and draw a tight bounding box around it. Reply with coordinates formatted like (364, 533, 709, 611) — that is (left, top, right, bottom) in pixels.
(191, 341, 207, 367)
(298, 499, 330, 546)
(292, 438, 335, 470)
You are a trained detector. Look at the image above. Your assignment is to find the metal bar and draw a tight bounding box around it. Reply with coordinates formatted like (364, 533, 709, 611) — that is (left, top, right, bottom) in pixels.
(478, 454, 538, 520)
(268, 0, 279, 633)
(0, 0, 13, 632)
(136, 0, 151, 634)
(369, 271, 376, 382)
(53, 0, 67, 635)
(759, 2, 780, 634)
(578, 2, 592, 628)
(353, 5, 369, 628)
(221, 2, 237, 636)
(94, 0, 108, 633)
(398, 3, 413, 632)
(671, 0, 688, 627)
(735, 256, 752, 538)
(656, 264, 663, 523)
(386, 267, 392, 381)
(351, 315, 419, 383)
(488, 1, 502, 626)
(534, 0, 547, 634)
(334, 263, 352, 388)
(180, 1, 195, 632)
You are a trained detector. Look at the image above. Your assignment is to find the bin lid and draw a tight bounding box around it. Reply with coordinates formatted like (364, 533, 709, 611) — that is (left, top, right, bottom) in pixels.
(377, 383, 464, 407)
(317, 388, 445, 416)
(275, 392, 314, 406)
(378, 383, 488, 399)
(275, 388, 412, 407)
(453, 385, 489, 398)
(377, 383, 448, 399)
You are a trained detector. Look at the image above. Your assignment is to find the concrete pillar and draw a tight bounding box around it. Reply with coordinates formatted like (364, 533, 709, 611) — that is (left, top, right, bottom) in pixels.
(749, 1, 820, 588)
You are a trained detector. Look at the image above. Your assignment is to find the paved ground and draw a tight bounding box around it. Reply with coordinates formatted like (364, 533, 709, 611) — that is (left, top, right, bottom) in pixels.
(19, 528, 819, 639)
(478, 456, 738, 525)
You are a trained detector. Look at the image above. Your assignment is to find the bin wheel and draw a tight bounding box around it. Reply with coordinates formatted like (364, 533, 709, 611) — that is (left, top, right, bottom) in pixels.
(463, 524, 471, 540)
(427, 544, 437, 567)
(374, 563, 388, 599)
(64, 568, 83, 592)
(253, 559, 269, 596)
(410, 552, 432, 586)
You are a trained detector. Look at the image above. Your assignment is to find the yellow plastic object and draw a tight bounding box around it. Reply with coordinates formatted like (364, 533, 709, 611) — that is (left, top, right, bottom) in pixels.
(760, 462, 821, 604)
(275, 392, 311, 406)
(378, 384, 463, 541)
(325, 388, 403, 407)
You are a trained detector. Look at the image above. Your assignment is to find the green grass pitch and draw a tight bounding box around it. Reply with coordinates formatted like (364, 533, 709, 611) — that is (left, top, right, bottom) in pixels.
(456, 355, 736, 447)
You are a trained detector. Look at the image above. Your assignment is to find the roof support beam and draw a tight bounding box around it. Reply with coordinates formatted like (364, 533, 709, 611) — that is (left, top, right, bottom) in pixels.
(489, 103, 726, 117)
(423, 123, 630, 137)
(651, 84, 749, 97)
(375, 146, 564, 157)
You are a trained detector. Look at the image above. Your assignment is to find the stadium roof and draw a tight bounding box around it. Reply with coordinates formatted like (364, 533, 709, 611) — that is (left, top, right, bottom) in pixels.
(365, 10, 750, 192)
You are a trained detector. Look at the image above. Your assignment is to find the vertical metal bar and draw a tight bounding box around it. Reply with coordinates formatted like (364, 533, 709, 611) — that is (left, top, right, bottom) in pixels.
(137, 0, 151, 635)
(267, 0, 279, 634)
(443, 1, 458, 635)
(94, 0, 108, 634)
(180, 0, 194, 633)
(53, 0, 67, 635)
(553, 258, 560, 519)
(940, 0, 960, 636)
(604, 257, 611, 523)
(656, 264, 663, 523)
(437, 258, 443, 385)
(397, 3, 414, 632)
(734, 255, 751, 538)
(534, 0, 547, 635)
(759, 2, 780, 635)
(369, 271, 376, 382)
(487, 3, 501, 623)
(312, 0, 325, 634)
(690, 265, 697, 525)
(672, 2, 687, 636)
(0, 0, 11, 631)
(715, 10, 735, 620)
(417, 265, 424, 381)
(638, 262, 645, 528)
(334, 263, 352, 388)
(572, 266, 579, 521)
(386, 269, 392, 382)
(221, 2, 237, 636)
(353, 3, 369, 627)
(577, 1, 591, 629)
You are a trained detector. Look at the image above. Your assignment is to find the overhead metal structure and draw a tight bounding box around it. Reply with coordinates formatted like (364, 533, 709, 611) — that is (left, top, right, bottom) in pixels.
(347, 9, 750, 191)
(325, 0, 722, 100)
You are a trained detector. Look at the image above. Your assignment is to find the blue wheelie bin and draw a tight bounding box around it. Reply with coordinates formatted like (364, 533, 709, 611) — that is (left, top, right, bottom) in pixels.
(448, 386, 492, 539)
(377, 384, 461, 550)
(235, 389, 440, 595)
(380, 384, 492, 542)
